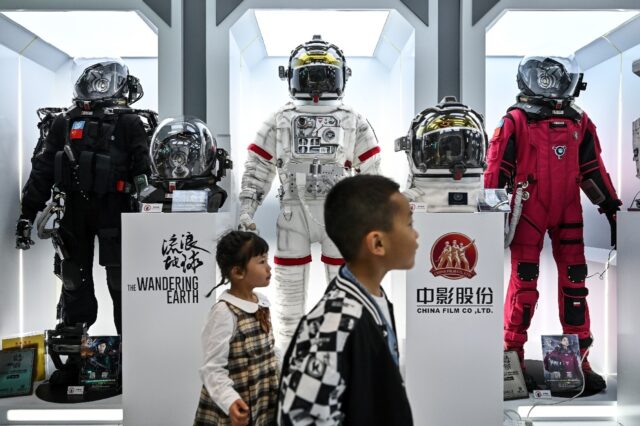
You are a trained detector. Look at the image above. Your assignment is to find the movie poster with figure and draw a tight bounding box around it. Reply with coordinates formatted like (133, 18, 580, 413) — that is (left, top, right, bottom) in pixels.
(80, 336, 121, 389)
(541, 334, 582, 392)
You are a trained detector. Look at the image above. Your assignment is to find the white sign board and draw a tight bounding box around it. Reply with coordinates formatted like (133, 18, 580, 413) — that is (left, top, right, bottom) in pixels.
(617, 212, 640, 426)
(405, 212, 503, 426)
(121, 213, 231, 426)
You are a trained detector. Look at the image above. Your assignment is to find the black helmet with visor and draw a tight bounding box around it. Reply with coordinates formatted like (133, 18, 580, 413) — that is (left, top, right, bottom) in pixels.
(73, 60, 144, 107)
(517, 56, 584, 100)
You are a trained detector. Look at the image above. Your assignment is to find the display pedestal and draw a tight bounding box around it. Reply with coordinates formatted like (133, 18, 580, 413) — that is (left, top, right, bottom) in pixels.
(35, 382, 120, 403)
(405, 212, 503, 426)
(121, 213, 230, 426)
(617, 211, 640, 426)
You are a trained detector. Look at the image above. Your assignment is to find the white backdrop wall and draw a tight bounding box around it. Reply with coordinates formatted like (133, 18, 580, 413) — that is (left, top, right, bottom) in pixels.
(0, 0, 183, 118)
(579, 55, 623, 249)
(18, 54, 60, 336)
(0, 47, 59, 339)
(484, 56, 520, 137)
(0, 45, 22, 339)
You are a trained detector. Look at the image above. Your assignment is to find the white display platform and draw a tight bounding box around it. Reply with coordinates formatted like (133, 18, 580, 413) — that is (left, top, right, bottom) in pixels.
(617, 211, 640, 426)
(503, 377, 617, 423)
(0, 392, 121, 425)
(121, 213, 231, 426)
(405, 212, 503, 426)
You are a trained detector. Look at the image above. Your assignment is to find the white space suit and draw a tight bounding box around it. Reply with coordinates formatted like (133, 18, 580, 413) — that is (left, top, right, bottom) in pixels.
(238, 36, 381, 347)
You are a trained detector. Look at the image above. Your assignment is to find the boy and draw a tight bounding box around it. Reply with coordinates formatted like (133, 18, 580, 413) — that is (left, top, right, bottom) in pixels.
(279, 175, 417, 425)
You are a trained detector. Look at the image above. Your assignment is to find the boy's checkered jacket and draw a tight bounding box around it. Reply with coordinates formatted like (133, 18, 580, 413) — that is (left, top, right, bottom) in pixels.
(279, 268, 413, 425)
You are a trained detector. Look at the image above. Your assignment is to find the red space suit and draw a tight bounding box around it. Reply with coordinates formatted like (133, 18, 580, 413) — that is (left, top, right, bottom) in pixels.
(484, 56, 621, 392)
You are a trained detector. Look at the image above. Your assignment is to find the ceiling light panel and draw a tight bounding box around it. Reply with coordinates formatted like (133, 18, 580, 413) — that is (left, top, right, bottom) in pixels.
(255, 10, 389, 57)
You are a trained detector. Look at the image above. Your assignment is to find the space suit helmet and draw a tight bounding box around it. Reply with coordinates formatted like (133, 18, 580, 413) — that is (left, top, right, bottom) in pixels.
(280, 35, 351, 101)
(73, 60, 144, 107)
(517, 56, 583, 100)
(150, 117, 217, 180)
(396, 97, 487, 180)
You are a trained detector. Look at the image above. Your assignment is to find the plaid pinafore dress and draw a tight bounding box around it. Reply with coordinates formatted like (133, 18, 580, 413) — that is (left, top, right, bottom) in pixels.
(194, 302, 279, 425)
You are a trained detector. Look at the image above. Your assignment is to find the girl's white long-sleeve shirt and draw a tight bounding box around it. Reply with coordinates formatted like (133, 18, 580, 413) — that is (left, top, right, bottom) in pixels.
(198, 290, 281, 415)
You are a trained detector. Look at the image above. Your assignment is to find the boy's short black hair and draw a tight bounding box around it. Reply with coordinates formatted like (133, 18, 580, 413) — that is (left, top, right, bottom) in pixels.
(324, 175, 401, 262)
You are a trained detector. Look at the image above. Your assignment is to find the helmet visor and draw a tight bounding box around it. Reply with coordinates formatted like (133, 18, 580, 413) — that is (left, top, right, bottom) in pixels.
(413, 127, 485, 171)
(73, 62, 128, 102)
(289, 44, 345, 95)
(290, 64, 343, 95)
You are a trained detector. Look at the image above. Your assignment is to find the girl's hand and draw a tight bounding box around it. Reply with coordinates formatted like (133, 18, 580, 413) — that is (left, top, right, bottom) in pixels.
(229, 399, 250, 426)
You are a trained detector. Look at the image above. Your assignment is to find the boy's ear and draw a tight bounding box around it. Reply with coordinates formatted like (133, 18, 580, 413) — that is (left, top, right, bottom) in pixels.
(230, 265, 244, 280)
(364, 230, 386, 257)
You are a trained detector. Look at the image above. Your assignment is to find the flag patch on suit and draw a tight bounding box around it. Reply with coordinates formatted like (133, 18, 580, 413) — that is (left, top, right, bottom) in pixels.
(492, 118, 504, 139)
(70, 121, 85, 139)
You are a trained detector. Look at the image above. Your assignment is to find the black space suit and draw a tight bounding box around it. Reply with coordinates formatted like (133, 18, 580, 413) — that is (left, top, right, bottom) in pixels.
(20, 106, 150, 333)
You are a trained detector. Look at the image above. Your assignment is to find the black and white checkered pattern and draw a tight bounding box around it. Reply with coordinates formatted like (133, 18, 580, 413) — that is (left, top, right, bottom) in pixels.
(279, 275, 384, 425)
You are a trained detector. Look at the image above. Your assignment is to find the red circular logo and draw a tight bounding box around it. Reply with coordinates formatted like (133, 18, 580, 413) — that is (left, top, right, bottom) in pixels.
(429, 232, 478, 280)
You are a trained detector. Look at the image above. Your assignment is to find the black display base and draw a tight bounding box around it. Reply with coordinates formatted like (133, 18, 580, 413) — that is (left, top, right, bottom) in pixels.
(35, 381, 121, 404)
(524, 359, 605, 398)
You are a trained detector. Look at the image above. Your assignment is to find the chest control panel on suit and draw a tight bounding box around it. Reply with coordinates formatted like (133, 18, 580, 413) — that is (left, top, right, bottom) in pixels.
(292, 115, 342, 159)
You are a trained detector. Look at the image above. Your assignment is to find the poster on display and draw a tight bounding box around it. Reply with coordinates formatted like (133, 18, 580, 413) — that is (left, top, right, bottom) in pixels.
(80, 336, 121, 390)
(541, 334, 582, 392)
(122, 213, 230, 426)
(405, 212, 503, 426)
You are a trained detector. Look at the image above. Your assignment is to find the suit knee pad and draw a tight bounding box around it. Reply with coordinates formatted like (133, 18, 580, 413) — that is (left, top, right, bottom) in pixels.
(517, 262, 539, 281)
(567, 264, 588, 283)
(61, 260, 83, 291)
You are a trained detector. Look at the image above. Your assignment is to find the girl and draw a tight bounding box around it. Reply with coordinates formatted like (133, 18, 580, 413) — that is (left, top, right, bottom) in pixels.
(194, 231, 279, 426)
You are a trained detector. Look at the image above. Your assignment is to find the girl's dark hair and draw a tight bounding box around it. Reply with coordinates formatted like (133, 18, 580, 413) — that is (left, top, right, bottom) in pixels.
(206, 231, 269, 297)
